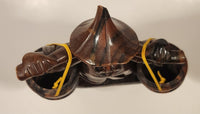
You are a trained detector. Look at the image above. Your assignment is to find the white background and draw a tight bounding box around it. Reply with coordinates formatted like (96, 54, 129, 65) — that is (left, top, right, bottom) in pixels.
(0, 0, 200, 114)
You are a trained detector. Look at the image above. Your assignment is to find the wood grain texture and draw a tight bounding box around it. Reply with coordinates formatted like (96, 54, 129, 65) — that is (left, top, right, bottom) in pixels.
(70, 5, 139, 66)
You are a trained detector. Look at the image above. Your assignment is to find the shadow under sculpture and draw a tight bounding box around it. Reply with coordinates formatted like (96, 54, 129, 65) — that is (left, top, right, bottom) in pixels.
(16, 6, 188, 100)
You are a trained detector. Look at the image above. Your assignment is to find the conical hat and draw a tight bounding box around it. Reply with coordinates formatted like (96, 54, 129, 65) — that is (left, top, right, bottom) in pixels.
(70, 6, 139, 66)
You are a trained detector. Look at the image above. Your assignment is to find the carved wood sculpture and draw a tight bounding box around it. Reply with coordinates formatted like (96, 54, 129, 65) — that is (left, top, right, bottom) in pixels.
(16, 6, 188, 100)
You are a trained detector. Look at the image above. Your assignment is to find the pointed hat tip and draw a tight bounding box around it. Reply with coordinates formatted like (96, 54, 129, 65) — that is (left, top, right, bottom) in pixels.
(97, 5, 105, 9)
(96, 5, 110, 19)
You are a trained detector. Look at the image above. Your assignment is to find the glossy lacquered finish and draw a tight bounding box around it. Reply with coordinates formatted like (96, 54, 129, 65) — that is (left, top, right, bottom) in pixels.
(70, 6, 139, 66)
(16, 5, 188, 100)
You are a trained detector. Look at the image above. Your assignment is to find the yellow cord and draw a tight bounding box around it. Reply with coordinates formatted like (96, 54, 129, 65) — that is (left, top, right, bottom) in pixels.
(52, 77, 62, 89)
(141, 38, 166, 91)
(157, 71, 166, 84)
(47, 43, 72, 96)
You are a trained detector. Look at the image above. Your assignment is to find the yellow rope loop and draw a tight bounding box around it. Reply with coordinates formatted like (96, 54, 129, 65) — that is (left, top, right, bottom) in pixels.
(141, 38, 166, 91)
(52, 77, 62, 89)
(47, 43, 72, 96)
(157, 71, 166, 84)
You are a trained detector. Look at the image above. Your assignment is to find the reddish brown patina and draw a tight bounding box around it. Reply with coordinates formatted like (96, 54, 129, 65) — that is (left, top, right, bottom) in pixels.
(16, 6, 188, 100)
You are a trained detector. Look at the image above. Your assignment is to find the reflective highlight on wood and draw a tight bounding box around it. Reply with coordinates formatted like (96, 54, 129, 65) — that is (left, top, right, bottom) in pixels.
(16, 5, 188, 100)
(70, 6, 139, 66)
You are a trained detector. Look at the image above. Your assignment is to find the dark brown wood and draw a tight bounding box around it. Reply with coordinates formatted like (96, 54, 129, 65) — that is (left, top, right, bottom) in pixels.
(70, 5, 139, 66)
(136, 39, 188, 93)
(16, 45, 80, 80)
(16, 45, 81, 99)
(26, 64, 79, 100)
(132, 39, 187, 65)
(15, 5, 188, 99)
